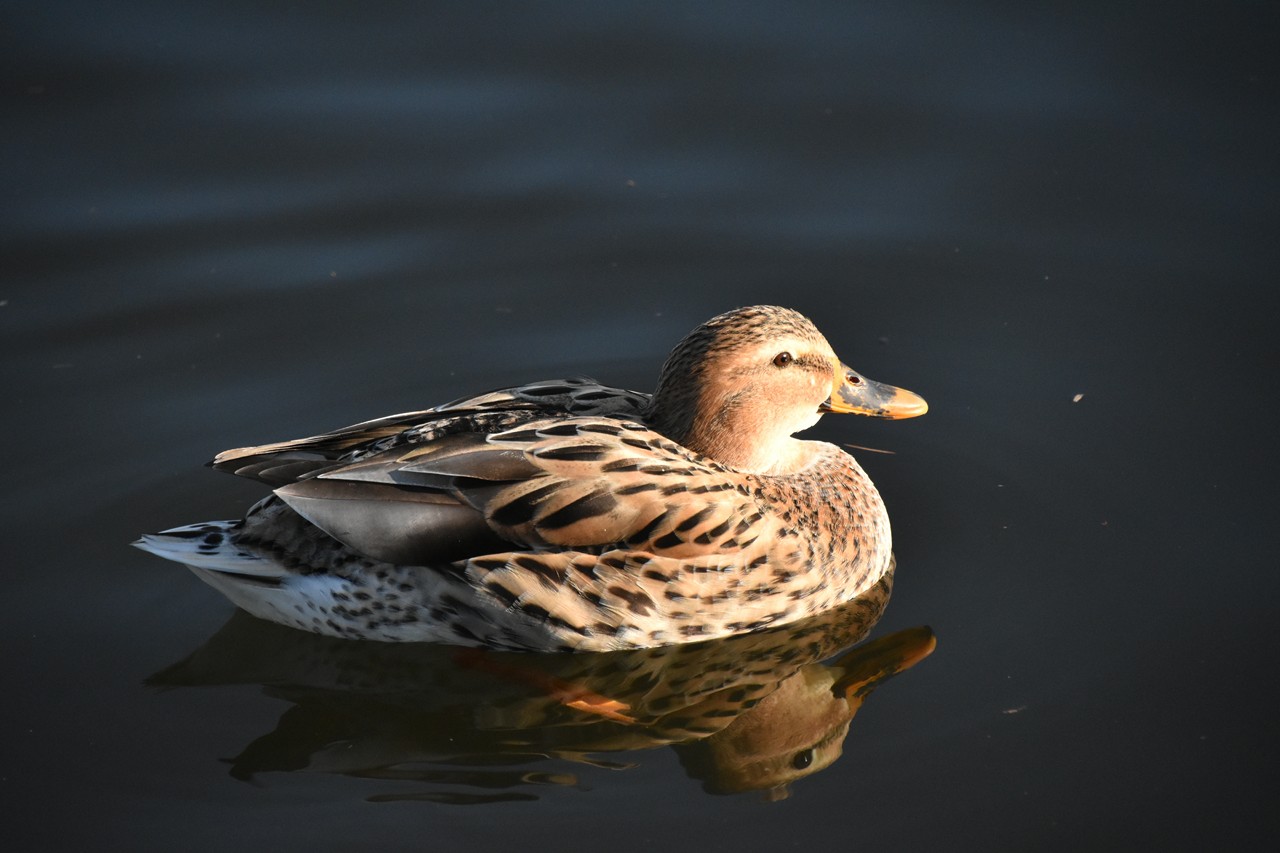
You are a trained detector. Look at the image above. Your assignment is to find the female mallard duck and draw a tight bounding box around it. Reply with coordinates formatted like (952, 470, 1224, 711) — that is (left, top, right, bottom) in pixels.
(137, 305, 926, 652)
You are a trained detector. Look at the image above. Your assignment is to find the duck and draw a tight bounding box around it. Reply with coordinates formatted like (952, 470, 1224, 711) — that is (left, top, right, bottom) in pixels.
(136, 305, 926, 652)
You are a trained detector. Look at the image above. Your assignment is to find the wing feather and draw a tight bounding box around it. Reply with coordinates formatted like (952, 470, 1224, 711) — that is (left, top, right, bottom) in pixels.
(209, 379, 647, 485)
(218, 384, 771, 568)
(390, 418, 765, 557)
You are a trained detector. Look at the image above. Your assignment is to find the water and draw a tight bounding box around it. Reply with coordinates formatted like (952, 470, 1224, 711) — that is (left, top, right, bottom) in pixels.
(3, 1, 1275, 850)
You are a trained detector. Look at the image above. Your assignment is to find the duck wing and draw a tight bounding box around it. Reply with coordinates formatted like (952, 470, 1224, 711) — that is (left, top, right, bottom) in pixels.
(210, 379, 650, 486)
(268, 415, 766, 569)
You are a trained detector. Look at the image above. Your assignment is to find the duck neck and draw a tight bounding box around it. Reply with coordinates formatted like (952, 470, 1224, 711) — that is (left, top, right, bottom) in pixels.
(646, 391, 815, 475)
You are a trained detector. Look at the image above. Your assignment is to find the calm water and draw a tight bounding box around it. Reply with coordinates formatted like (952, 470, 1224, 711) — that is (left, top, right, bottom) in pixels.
(4, 2, 1275, 850)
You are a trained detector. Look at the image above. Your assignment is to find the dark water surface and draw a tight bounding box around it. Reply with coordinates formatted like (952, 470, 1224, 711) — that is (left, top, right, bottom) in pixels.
(4, 2, 1275, 850)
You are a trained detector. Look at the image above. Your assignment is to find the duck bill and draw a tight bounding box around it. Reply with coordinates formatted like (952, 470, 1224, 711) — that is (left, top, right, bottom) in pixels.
(820, 362, 928, 419)
(830, 626, 938, 701)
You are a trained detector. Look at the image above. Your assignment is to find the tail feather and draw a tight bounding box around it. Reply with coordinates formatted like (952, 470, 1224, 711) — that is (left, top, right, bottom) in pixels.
(133, 521, 287, 579)
(135, 521, 357, 633)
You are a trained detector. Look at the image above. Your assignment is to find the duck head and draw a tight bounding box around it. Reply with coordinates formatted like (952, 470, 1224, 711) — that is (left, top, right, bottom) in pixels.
(649, 306, 927, 473)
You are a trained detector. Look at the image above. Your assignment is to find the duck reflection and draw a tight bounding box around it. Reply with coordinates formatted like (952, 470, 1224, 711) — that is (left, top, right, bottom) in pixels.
(149, 571, 933, 802)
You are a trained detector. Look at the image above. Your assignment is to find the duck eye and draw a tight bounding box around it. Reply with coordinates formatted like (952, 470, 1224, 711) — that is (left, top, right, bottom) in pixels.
(791, 749, 814, 770)
(773, 352, 794, 368)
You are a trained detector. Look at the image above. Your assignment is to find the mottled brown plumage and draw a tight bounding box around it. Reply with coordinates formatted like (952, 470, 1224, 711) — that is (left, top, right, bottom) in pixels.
(149, 575, 937, 797)
(136, 306, 926, 651)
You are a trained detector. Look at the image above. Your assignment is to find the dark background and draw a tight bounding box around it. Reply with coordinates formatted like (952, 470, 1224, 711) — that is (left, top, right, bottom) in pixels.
(3, 2, 1275, 850)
